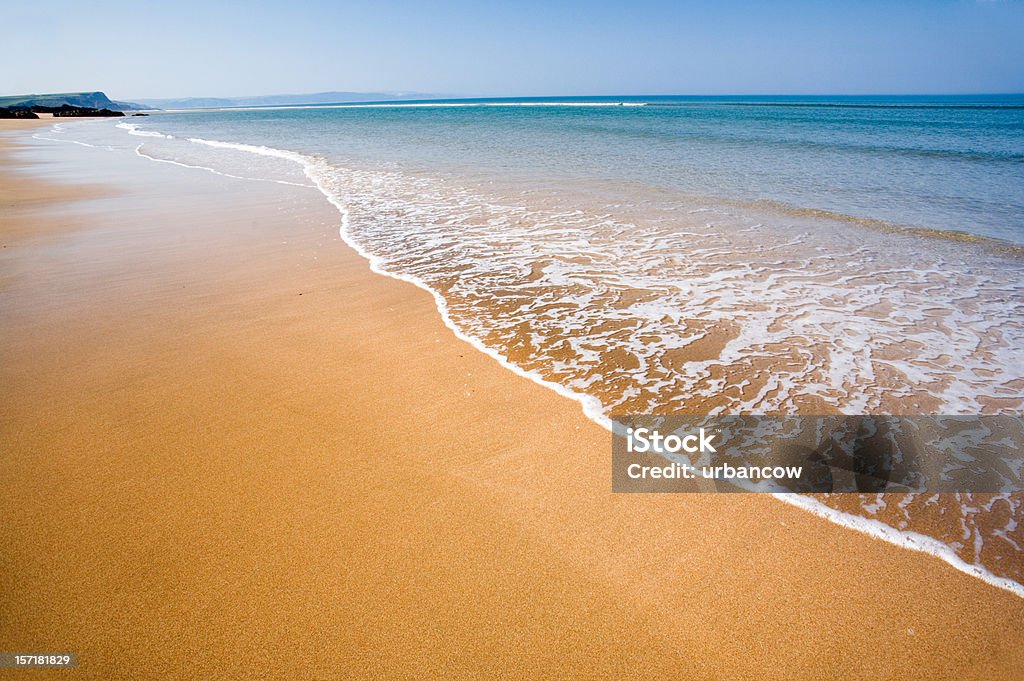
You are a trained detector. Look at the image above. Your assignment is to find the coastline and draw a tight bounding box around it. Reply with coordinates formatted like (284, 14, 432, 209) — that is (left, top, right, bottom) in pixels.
(2, 120, 1023, 678)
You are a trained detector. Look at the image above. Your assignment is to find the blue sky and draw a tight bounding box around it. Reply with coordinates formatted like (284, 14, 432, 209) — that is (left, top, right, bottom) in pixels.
(5, 0, 1023, 99)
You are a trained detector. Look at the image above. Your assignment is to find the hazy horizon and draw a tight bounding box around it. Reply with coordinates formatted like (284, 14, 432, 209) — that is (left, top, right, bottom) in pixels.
(4, 0, 1024, 101)
(128, 90, 1024, 103)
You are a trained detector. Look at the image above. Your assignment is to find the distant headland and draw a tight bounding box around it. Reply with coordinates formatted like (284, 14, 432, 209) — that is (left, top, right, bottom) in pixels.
(0, 90, 448, 116)
(0, 91, 144, 119)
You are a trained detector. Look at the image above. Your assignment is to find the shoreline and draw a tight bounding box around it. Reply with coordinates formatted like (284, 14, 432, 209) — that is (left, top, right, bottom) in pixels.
(2, 120, 1023, 677)
(129, 115, 1024, 591)
(156, 118, 1024, 595)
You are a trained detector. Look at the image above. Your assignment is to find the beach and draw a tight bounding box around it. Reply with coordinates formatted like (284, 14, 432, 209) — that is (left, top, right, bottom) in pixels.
(2, 118, 1023, 678)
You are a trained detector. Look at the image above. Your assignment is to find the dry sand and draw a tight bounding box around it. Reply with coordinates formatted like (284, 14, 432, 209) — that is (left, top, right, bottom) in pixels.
(1, 119, 1022, 679)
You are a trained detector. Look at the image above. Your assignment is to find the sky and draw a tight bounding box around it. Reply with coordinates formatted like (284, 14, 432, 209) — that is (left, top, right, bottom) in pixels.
(4, 0, 1024, 100)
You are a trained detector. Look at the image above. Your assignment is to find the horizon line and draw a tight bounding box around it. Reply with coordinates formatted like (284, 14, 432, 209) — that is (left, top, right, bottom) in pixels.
(128, 90, 1024, 100)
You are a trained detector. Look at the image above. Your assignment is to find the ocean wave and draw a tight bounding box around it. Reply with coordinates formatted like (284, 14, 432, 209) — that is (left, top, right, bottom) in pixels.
(132, 143, 313, 187)
(116, 121, 175, 139)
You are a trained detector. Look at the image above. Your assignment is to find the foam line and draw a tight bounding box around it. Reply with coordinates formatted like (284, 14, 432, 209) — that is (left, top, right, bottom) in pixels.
(117, 121, 175, 139)
(132, 144, 313, 188)
(776, 493, 1024, 598)
(31, 133, 111, 150)
(31, 123, 115, 151)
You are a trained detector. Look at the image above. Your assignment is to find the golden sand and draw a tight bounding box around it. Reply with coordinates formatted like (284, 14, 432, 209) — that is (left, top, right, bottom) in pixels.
(1, 120, 1022, 678)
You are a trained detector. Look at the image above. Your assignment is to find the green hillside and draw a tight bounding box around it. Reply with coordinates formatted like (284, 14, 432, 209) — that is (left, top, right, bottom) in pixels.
(0, 91, 144, 111)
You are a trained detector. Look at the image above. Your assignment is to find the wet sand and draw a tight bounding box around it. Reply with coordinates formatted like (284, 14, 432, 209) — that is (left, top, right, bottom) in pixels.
(1, 119, 1022, 679)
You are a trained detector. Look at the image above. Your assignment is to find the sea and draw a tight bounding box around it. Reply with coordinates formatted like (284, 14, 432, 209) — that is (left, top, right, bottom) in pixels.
(33, 94, 1024, 595)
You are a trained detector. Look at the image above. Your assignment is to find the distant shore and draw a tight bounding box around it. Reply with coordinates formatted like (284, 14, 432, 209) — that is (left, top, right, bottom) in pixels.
(1, 119, 1022, 678)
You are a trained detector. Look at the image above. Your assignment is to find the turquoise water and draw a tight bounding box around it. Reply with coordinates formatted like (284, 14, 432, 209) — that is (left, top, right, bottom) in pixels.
(85, 95, 1024, 419)
(146, 95, 1024, 244)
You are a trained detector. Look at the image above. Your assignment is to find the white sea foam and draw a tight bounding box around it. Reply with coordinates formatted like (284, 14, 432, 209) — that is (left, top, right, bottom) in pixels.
(132, 144, 313, 188)
(31, 121, 116, 150)
(778, 493, 1024, 597)
(117, 121, 175, 139)
(102, 120, 1024, 598)
(31, 133, 112, 150)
